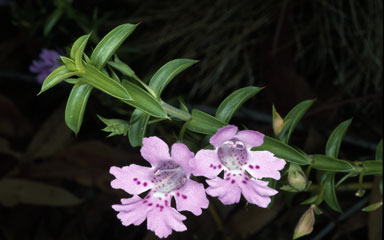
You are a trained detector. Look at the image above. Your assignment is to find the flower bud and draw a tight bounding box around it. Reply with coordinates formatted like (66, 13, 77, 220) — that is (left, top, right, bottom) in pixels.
(288, 164, 307, 191)
(272, 106, 284, 136)
(293, 205, 316, 239)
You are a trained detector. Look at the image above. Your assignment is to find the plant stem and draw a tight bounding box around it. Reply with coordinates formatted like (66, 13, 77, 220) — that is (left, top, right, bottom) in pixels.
(161, 101, 191, 121)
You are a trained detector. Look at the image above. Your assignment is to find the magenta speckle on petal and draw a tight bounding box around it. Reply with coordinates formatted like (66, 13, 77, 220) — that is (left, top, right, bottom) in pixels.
(249, 165, 254, 169)
(165, 200, 168, 206)
(133, 178, 138, 181)
(182, 195, 187, 199)
(176, 192, 180, 197)
(137, 181, 141, 185)
(242, 180, 247, 184)
(143, 182, 147, 186)
(231, 180, 235, 184)
(256, 165, 260, 169)
(147, 203, 153, 206)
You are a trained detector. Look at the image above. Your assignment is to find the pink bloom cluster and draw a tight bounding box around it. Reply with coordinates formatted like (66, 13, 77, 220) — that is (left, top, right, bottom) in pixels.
(110, 137, 209, 238)
(192, 125, 286, 207)
(110, 125, 286, 238)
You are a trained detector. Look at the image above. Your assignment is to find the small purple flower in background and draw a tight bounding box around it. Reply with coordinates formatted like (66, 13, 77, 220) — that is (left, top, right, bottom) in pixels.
(191, 125, 286, 207)
(110, 136, 209, 238)
(29, 48, 61, 84)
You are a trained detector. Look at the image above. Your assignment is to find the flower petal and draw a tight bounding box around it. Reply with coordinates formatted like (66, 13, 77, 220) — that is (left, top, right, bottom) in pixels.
(238, 178, 278, 208)
(147, 205, 187, 238)
(110, 164, 154, 194)
(171, 143, 194, 176)
(206, 176, 242, 205)
(173, 179, 209, 215)
(209, 125, 238, 147)
(141, 136, 171, 167)
(191, 149, 223, 179)
(112, 195, 150, 226)
(245, 150, 286, 180)
(235, 129, 264, 148)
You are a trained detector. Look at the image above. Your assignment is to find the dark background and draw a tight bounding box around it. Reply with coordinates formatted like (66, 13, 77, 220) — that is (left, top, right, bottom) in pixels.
(0, 0, 382, 239)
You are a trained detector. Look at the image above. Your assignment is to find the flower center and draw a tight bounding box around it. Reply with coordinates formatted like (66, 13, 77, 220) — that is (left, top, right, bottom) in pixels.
(152, 161, 187, 193)
(217, 138, 247, 170)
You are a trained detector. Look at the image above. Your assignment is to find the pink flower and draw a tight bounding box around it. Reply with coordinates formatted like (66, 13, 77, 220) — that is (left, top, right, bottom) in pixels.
(110, 136, 209, 238)
(191, 125, 286, 207)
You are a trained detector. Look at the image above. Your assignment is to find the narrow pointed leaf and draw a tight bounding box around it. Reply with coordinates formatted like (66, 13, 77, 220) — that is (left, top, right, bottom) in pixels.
(70, 34, 91, 59)
(91, 23, 138, 69)
(215, 86, 263, 123)
(362, 201, 383, 212)
(60, 56, 77, 71)
(312, 155, 355, 172)
(322, 119, 351, 213)
(65, 84, 92, 135)
(253, 136, 310, 165)
(279, 99, 315, 143)
(322, 173, 342, 212)
(81, 63, 131, 100)
(122, 80, 167, 119)
(326, 119, 352, 158)
(74, 34, 91, 70)
(108, 56, 135, 78)
(39, 66, 77, 94)
(187, 109, 226, 135)
(128, 109, 150, 147)
(149, 59, 198, 98)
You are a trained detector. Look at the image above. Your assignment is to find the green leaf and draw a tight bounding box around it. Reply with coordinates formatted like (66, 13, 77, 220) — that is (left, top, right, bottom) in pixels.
(215, 86, 263, 123)
(178, 97, 189, 113)
(65, 84, 92, 135)
(128, 109, 150, 147)
(0, 178, 82, 207)
(60, 56, 77, 71)
(326, 119, 352, 158)
(362, 160, 383, 175)
(253, 136, 310, 165)
(39, 66, 78, 94)
(70, 34, 91, 60)
(301, 195, 318, 205)
(74, 34, 91, 70)
(322, 172, 342, 212)
(108, 56, 135, 78)
(108, 57, 156, 97)
(43, 8, 64, 36)
(122, 80, 167, 119)
(279, 99, 315, 143)
(362, 201, 383, 212)
(322, 120, 351, 213)
(312, 155, 355, 172)
(97, 115, 130, 137)
(149, 59, 198, 98)
(186, 109, 226, 135)
(80, 63, 132, 101)
(376, 139, 383, 161)
(90, 23, 138, 69)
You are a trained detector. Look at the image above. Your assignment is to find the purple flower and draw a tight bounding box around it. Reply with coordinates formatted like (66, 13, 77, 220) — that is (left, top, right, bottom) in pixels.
(191, 125, 286, 207)
(110, 136, 209, 238)
(29, 48, 61, 84)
